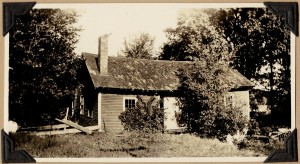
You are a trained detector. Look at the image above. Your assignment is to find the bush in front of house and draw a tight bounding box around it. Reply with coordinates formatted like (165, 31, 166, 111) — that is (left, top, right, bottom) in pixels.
(175, 61, 249, 141)
(119, 96, 164, 133)
(197, 104, 248, 141)
(176, 71, 248, 140)
(247, 119, 261, 137)
(176, 98, 248, 140)
(215, 104, 248, 141)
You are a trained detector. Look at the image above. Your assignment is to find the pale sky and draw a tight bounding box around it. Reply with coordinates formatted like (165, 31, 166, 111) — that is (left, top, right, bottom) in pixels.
(34, 3, 265, 57)
(73, 4, 181, 56)
(69, 3, 265, 56)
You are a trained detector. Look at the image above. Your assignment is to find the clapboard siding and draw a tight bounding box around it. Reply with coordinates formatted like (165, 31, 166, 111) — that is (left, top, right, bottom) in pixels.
(100, 94, 160, 132)
(101, 94, 124, 132)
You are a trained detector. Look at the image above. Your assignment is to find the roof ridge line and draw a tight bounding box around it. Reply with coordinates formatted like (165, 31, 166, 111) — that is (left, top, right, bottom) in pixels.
(82, 52, 194, 63)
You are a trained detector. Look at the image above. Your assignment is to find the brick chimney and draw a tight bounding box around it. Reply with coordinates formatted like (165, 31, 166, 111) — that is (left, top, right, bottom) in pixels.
(98, 35, 109, 75)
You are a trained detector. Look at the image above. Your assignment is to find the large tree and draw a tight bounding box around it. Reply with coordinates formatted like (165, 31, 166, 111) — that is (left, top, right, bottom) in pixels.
(119, 32, 155, 59)
(9, 9, 82, 126)
(160, 9, 247, 139)
(211, 8, 291, 126)
(159, 9, 230, 62)
(160, 8, 291, 127)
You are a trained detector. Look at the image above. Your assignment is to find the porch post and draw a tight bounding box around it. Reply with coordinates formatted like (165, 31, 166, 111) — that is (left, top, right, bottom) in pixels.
(98, 92, 102, 132)
(160, 95, 165, 132)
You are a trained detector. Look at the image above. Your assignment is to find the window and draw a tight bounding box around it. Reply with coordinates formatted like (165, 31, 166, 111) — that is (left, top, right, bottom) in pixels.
(225, 93, 235, 108)
(124, 98, 136, 110)
(80, 95, 84, 115)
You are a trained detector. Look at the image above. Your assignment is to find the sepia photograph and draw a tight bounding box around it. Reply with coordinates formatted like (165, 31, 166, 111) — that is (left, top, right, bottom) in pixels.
(3, 2, 296, 162)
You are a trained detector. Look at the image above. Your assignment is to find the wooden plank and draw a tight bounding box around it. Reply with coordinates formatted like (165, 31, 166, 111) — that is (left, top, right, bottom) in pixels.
(27, 126, 99, 136)
(33, 129, 81, 135)
(55, 118, 92, 134)
(19, 124, 70, 131)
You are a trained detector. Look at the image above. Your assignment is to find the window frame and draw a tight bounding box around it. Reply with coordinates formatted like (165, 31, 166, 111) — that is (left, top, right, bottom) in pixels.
(224, 93, 235, 108)
(123, 97, 137, 111)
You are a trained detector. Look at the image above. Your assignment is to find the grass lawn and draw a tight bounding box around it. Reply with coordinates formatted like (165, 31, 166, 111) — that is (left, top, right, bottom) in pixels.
(10, 131, 277, 158)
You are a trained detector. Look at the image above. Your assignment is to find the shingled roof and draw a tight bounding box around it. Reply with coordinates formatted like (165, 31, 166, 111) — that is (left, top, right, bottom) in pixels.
(83, 52, 253, 92)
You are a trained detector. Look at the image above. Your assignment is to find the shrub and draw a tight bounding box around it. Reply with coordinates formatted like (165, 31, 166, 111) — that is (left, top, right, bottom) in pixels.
(176, 63, 248, 140)
(119, 96, 164, 133)
(261, 126, 272, 136)
(214, 104, 248, 140)
(247, 119, 260, 136)
(193, 103, 249, 141)
(177, 96, 248, 140)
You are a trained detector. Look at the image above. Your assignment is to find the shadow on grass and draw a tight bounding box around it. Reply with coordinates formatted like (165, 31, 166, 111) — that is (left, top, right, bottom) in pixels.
(98, 146, 148, 157)
(99, 146, 147, 152)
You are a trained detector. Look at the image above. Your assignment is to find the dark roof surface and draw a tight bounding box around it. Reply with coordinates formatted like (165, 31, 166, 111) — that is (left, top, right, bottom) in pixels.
(83, 53, 253, 92)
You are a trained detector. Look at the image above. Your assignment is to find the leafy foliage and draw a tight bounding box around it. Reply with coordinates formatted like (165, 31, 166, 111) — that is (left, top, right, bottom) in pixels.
(249, 93, 259, 113)
(161, 8, 291, 130)
(211, 8, 290, 80)
(160, 9, 231, 62)
(247, 119, 261, 136)
(176, 64, 248, 139)
(211, 8, 291, 126)
(160, 9, 247, 139)
(261, 126, 273, 136)
(119, 96, 164, 133)
(9, 9, 82, 126)
(119, 32, 155, 59)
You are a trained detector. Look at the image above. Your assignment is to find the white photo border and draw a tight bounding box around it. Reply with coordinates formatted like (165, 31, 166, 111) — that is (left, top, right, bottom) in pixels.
(3, 2, 296, 163)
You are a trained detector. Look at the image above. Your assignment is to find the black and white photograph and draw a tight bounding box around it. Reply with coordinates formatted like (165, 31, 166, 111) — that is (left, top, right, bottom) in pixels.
(3, 2, 296, 162)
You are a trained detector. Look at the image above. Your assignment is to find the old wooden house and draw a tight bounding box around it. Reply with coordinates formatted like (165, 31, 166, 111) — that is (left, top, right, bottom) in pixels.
(75, 35, 254, 132)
